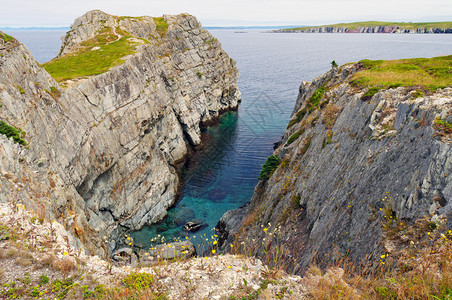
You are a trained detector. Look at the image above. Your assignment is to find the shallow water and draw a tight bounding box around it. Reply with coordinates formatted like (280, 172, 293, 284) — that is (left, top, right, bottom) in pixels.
(10, 29, 452, 252)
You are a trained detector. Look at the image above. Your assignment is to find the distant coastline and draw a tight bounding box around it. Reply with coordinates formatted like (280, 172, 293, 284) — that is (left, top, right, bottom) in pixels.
(0, 27, 70, 31)
(271, 21, 452, 33)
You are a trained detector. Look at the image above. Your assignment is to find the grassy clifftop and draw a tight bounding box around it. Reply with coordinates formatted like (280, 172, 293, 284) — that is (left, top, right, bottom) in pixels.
(351, 55, 452, 91)
(42, 27, 141, 82)
(284, 21, 452, 31)
(41, 15, 169, 83)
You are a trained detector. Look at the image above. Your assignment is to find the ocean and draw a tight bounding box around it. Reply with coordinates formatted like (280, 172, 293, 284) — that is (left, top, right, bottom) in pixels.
(7, 28, 452, 251)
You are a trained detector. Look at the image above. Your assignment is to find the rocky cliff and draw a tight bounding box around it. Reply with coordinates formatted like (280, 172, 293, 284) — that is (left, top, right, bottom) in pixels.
(0, 10, 240, 257)
(219, 62, 452, 274)
(273, 26, 452, 33)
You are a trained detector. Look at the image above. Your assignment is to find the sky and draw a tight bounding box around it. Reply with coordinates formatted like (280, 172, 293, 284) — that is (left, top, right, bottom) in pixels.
(0, 0, 451, 27)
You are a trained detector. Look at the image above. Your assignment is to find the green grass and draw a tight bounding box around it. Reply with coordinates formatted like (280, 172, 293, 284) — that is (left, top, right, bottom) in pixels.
(308, 86, 326, 108)
(287, 86, 326, 128)
(352, 55, 452, 90)
(283, 21, 452, 31)
(43, 31, 138, 82)
(0, 32, 14, 43)
(0, 121, 27, 146)
(153, 17, 169, 37)
(286, 130, 304, 146)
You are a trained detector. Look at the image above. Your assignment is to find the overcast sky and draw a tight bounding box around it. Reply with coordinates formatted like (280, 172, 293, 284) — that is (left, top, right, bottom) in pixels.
(1, 0, 451, 27)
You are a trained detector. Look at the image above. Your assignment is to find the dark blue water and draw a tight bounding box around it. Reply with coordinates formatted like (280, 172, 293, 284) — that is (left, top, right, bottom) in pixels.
(4, 30, 66, 63)
(12, 29, 452, 252)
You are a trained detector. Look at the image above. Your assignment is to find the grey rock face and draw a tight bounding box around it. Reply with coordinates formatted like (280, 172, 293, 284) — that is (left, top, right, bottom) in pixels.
(0, 10, 240, 258)
(219, 65, 451, 274)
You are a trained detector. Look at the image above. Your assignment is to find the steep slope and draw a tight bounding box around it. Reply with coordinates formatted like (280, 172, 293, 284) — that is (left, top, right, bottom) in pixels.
(219, 57, 452, 274)
(0, 10, 240, 257)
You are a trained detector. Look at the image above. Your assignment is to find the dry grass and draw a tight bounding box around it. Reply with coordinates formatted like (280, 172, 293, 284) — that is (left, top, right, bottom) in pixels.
(303, 215, 452, 299)
(323, 104, 343, 130)
(53, 256, 77, 276)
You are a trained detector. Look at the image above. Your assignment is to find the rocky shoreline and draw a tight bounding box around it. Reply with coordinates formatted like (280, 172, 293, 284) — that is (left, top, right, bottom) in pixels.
(272, 26, 452, 33)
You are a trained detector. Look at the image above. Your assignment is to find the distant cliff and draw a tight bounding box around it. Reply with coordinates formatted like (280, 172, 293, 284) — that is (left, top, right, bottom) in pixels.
(272, 21, 452, 33)
(0, 10, 240, 257)
(218, 57, 452, 274)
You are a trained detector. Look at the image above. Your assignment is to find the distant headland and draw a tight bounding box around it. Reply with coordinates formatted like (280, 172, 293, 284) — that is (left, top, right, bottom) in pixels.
(271, 21, 452, 33)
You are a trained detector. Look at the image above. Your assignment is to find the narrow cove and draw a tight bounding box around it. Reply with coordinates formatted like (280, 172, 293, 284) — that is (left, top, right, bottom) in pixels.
(128, 30, 452, 253)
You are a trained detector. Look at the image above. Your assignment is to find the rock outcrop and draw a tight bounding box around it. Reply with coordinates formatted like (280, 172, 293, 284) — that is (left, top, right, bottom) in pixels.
(0, 10, 240, 258)
(272, 26, 452, 33)
(218, 64, 451, 274)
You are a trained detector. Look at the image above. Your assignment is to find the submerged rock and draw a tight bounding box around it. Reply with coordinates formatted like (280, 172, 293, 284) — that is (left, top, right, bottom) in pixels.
(183, 220, 208, 232)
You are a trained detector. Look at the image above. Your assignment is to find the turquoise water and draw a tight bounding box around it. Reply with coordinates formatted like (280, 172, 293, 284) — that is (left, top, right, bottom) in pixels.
(11, 29, 452, 253)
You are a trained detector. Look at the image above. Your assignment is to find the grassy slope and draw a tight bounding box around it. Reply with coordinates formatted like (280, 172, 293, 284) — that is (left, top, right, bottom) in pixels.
(351, 55, 452, 90)
(42, 29, 138, 82)
(41, 16, 168, 83)
(284, 21, 452, 31)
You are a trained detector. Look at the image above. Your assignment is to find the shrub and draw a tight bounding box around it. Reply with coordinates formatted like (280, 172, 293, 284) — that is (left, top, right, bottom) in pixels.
(0, 121, 27, 146)
(122, 272, 154, 291)
(434, 118, 452, 134)
(258, 155, 281, 180)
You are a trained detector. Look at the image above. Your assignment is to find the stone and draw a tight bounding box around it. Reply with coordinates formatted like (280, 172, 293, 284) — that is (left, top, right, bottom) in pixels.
(183, 220, 208, 232)
(148, 241, 196, 259)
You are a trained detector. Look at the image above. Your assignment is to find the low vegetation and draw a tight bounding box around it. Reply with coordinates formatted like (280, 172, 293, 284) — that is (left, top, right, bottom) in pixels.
(286, 129, 304, 145)
(284, 21, 452, 31)
(0, 32, 14, 43)
(42, 29, 139, 82)
(258, 155, 281, 180)
(0, 120, 27, 146)
(352, 55, 452, 90)
(288, 86, 326, 128)
(153, 17, 169, 38)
